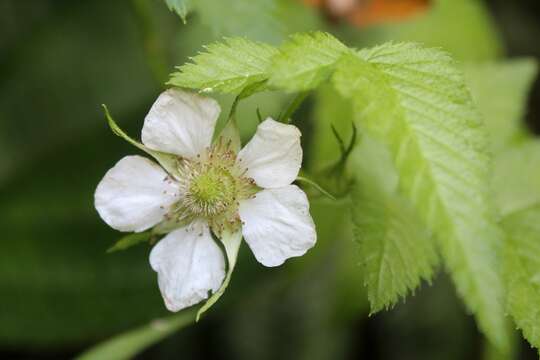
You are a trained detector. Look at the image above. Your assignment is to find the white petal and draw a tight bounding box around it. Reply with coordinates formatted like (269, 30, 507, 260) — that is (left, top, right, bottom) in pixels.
(95, 155, 180, 232)
(237, 118, 302, 188)
(141, 89, 220, 158)
(239, 185, 316, 267)
(149, 221, 226, 312)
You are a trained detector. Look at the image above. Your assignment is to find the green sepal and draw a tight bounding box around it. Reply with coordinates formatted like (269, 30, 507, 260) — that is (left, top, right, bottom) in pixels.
(295, 175, 336, 201)
(102, 105, 179, 177)
(196, 230, 243, 321)
(107, 231, 154, 253)
(217, 119, 242, 154)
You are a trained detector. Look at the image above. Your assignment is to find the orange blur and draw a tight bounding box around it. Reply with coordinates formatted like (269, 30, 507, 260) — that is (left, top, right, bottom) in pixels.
(303, 0, 430, 27)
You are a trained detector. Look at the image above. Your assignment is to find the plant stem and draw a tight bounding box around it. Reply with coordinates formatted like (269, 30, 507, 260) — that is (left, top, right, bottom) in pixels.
(279, 91, 309, 123)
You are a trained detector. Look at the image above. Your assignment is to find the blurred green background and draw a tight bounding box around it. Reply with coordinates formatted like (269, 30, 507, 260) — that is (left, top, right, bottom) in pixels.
(1, 0, 539, 359)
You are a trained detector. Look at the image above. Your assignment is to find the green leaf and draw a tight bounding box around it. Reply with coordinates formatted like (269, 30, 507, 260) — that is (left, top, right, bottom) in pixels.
(102, 105, 179, 176)
(351, 135, 438, 312)
(494, 140, 540, 216)
(333, 43, 509, 351)
(168, 38, 278, 95)
(107, 232, 152, 253)
(502, 205, 540, 353)
(269, 32, 350, 91)
(464, 59, 538, 153)
(196, 230, 242, 321)
(310, 86, 436, 312)
(76, 308, 196, 360)
(164, 0, 191, 23)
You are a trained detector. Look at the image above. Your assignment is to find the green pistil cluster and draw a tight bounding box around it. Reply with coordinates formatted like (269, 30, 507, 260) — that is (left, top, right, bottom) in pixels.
(168, 137, 258, 235)
(186, 165, 236, 217)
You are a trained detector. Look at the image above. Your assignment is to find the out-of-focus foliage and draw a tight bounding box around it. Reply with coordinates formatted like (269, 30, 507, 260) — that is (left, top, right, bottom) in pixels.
(164, 0, 191, 23)
(465, 59, 538, 152)
(494, 141, 540, 216)
(0, 1, 167, 347)
(349, 0, 503, 62)
(165, 0, 321, 43)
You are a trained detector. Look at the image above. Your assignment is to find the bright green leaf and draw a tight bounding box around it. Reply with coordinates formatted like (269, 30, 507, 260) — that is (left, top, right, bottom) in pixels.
(164, 0, 191, 23)
(311, 86, 437, 312)
(269, 32, 350, 91)
(333, 43, 509, 352)
(76, 308, 196, 360)
(168, 38, 278, 95)
(197, 230, 243, 321)
(502, 205, 540, 353)
(107, 232, 152, 253)
(351, 135, 438, 312)
(465, 59, 538, 152)
(494, 140, 540, 216)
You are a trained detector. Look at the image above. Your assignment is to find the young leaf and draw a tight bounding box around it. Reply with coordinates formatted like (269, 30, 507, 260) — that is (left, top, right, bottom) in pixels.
(494, 140, 540, 216)
(351, 135, 438, 312)
(197, 230, 242, 321)
(76, 308, 196, 360)
(502, 205, 540, 352)
(333, 43, 509, 351)
(164, 0, 191, 23)
(465, 59, 538, 153)
(168, 38, 278, 95)
(269, 32, 350, 91)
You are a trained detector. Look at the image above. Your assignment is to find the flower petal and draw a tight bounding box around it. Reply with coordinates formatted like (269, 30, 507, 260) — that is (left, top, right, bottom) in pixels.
(237, 118, 302, 188)
(95, 155, 180, 232)
(149, 221, 226, 312)
(141, 89, 220, 158)
(239, 185, 316, 267)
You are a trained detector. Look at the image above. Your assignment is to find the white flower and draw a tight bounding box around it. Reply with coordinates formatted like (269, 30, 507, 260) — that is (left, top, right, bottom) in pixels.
(95, 89, 316, 312)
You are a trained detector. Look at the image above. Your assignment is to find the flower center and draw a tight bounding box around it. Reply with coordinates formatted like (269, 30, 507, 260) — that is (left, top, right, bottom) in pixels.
(187, 166, 236, 217)
(161, 138, 259, 235)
